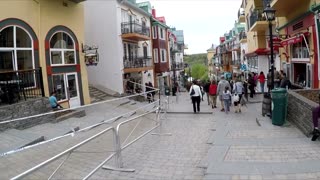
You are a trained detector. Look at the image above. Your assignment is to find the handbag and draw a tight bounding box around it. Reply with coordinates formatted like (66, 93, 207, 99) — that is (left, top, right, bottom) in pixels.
(233, 94, 239, 102)
(190, 86, 195, 96)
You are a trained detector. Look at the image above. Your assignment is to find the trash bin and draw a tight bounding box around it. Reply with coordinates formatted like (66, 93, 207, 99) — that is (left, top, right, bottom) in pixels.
(271, 88, 288, 126)
(165, 87, 170, 96)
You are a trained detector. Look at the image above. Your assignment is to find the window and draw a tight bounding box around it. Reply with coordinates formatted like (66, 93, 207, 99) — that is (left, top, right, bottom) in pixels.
(153, 48, 158, 63)
(161, 49, 166, 62)
(50, 32, 76, 65)
(52, 74, 67, 101)
(0, 26, 34, 72)
(152, 26, 157, 39)
(292, 37, 309, 59)
(123, 43, 127, 60)
(159, 27, 164, 40)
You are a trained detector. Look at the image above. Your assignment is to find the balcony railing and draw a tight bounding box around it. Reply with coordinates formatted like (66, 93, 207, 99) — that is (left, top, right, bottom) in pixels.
(123, 56, 152, 69)
(121, 22, 150, 37)
(0, 68, 44, 105)
(249, 9, 266, 29)
(171, 62, 184, 70)
(263, 0, 272, 7)
(232, 59, 241, 66)
(239, 31, 247, 41)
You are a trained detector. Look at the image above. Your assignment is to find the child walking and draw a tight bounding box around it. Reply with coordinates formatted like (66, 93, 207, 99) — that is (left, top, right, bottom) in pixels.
(222, 86, 232, 114)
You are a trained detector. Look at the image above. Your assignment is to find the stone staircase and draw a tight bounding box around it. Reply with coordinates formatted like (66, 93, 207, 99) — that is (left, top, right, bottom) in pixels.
(89, 85, 114, 103)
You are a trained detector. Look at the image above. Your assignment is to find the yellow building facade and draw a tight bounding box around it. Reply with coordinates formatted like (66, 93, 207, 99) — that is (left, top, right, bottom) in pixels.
(0, 0, 90, 107)
(272, 0, 320, 88)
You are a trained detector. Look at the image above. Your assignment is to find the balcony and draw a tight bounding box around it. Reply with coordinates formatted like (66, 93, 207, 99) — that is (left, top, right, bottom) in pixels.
(121, 22, 150, 41)
(123, 56, 152, 72)
(249, 8, 269, 32)
(238, 8, 245, 23)
(0, 68, 44, 106)
(232, 59, 241, 66)
(171, 62, 184, 71)
(271, 0, 305, 16)
(239, 31, 247, 43)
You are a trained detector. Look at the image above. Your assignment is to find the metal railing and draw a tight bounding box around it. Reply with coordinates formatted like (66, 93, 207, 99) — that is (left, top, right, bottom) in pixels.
(171, 62, 184, 70)
(121, 22, 150, 37)
(11, 104, 167, 179)
(239, 31, 247, 41)
(0, 68, 44, 105)
(123, 56, 152, 69)
(9, 83, 169, 179)
(249, 8, 265, 29)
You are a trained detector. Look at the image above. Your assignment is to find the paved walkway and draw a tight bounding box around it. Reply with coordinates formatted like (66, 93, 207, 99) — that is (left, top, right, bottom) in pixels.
(1, 92, 320, 179)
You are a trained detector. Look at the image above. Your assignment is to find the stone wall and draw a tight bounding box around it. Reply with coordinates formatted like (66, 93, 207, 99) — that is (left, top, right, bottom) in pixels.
(287, 90, 318, 136)
(0, 97, 55, 131)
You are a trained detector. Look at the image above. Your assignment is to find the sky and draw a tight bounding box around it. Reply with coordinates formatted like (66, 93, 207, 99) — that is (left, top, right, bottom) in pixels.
(137, 0, 242, 55)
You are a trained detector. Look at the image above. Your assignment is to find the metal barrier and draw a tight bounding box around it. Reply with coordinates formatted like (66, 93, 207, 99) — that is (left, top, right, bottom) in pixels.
(11, 126, 115, 180)
(1, 101, 159, 157)
(10, 100, 170, 179)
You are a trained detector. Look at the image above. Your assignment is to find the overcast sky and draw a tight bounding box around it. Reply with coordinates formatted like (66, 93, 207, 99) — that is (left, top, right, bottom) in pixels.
(137, 0, 242, 54)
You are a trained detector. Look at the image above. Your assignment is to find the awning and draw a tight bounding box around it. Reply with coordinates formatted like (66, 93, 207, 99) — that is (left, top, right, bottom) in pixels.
(281, 32, 310, 46)
(245, 48, 270, 57)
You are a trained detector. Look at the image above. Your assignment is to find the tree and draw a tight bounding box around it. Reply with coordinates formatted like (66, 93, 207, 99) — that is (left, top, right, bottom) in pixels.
(191, 63, 208, 81)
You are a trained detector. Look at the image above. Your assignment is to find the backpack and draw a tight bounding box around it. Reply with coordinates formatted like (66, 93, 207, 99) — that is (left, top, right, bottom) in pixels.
(209, 84, 217, 95)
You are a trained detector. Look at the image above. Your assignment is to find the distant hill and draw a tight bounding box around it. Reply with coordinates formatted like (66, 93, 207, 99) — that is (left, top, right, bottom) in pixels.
(183, 53, 207, 67)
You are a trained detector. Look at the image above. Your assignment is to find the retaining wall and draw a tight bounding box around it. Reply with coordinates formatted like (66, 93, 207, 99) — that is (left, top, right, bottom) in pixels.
(0, 98, 54, 131)
(287, 90, 319, 136)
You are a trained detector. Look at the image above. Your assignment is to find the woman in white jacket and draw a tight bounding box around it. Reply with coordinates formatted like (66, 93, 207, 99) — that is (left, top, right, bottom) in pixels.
(189, 80, 202, 113)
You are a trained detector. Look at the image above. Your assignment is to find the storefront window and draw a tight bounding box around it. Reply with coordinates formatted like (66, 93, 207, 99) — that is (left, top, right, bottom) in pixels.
(52, 74, 66, 101)
(0, 26, 34, 72)
(292, 38, 309, 59)
(50, 32, 76, 65)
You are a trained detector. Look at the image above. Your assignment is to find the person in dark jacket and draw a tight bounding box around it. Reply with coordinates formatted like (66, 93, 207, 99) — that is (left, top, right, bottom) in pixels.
(248, 73, 255, 98)
(280, 73, 291, 89)
(204, 80, 211, 105)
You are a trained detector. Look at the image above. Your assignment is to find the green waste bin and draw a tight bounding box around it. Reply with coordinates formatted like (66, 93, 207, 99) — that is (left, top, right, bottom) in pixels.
(271, 88, 288, 126)
(165, 87, 170, 96)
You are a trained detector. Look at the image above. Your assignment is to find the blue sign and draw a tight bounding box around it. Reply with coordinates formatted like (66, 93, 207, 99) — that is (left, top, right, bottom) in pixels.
(240, 64, 247, 71)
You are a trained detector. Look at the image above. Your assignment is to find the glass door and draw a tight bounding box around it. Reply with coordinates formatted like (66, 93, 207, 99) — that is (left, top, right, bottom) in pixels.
(66, 73, 80, 108)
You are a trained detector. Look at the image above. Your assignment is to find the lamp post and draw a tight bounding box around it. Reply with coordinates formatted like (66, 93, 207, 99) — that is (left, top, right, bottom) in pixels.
(264, 4, 276, 90)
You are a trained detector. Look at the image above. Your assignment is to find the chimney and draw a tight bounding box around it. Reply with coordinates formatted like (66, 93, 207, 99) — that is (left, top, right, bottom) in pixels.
(152, 7, 156, 18)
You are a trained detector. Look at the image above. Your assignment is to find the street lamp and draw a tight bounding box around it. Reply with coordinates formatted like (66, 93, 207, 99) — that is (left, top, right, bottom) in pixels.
(264, 4, 276, 90)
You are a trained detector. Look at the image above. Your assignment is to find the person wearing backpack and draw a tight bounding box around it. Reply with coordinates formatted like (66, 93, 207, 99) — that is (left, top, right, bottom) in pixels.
(208, 80, 218, 109)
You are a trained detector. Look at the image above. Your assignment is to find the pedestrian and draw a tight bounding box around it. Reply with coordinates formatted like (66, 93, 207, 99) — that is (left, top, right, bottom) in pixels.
(208, 80, 218, 109)
(248, 73, 255, 98)
(280, 73, 291, 89)
(148, 81, 155, 101)
(222, 86, 231, 114)
(233, 77, 244, 113)
(204, 80, 211, 105)
(258, 71, 266, 93)
(145, 83, 152, 103)
(217, 75, 231, 112)
(189, 80, 202, 113)
(49, 91, 63, 110)
(267, 69, 272, 92)
(274, 68, 281, 88)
